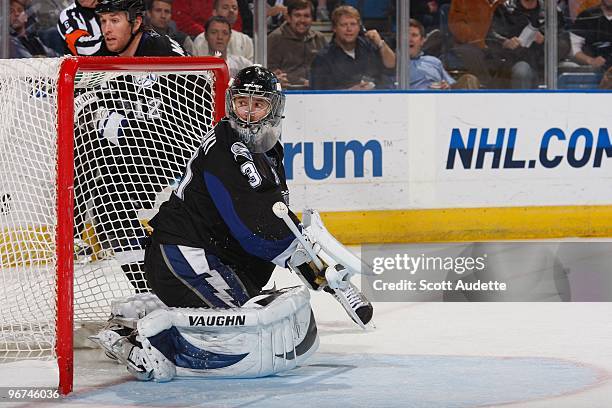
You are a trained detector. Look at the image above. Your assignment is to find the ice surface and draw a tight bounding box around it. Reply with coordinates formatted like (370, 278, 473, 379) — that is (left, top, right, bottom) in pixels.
(1, 244, 612, 407)
(0, 360, 57, 387)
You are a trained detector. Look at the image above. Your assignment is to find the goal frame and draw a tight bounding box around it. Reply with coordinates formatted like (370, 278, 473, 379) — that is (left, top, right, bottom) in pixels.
(55, 56, 229, 395)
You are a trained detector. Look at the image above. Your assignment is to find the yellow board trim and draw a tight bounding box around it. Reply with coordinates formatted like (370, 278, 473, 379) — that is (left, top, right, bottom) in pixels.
(0, 226, 54, 268)
(3, 205, 611, 268)
(317, 205, 612, 244)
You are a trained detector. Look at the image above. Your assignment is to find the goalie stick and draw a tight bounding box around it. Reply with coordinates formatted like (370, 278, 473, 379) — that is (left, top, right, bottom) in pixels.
(272, 202, 373, 329)
(272, 202, 324, 270)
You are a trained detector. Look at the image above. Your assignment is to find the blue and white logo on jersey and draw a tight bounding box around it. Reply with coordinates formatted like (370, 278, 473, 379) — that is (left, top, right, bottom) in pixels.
(231, 142, 253, 162)
(133, 73, 158, 89)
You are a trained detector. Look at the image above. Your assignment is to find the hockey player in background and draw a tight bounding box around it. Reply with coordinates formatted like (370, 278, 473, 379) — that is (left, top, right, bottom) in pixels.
(92, 66, 373, 382)
(96, 0, 186, 56)
(73, 0, 209, 292)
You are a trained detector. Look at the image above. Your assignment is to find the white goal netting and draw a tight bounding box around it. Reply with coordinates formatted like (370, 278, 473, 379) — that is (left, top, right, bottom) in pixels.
(0, 57, 219, 362)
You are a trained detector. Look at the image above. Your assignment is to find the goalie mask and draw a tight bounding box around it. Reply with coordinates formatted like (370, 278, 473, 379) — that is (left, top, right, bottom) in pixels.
(226, 66, 285, 153)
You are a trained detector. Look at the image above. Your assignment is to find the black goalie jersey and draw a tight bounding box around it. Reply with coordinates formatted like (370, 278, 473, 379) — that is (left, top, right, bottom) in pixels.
(150, 119, 299, 275)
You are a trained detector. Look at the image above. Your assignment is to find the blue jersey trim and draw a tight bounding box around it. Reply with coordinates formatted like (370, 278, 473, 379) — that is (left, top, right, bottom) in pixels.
(203, 171, 295, 261)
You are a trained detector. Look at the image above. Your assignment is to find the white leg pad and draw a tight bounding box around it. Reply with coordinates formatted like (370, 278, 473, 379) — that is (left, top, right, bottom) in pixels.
(136, 286, 319, 379)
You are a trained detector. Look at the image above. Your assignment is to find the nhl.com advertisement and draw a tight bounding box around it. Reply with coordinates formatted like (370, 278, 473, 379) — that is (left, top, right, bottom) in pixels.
(283, 92, 612, 303)
(283, 92, 612, 211)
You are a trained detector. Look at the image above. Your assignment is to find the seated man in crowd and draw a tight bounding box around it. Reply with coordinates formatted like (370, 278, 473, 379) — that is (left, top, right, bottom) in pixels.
(171, 0, 214, 37)
(266, 0, 288, 33)
(488, 0, 569, 88)
(193, 0, 253, 61)
(146, 0, 194, 54)
(172, 0, 246, 37)
(449, 0, 504, 88)
(267, 0, 327, 89)
(410, 0, 450, 33)
(570, 0, 612, 71)
(315, 0, 331, 21)
(409, 19, 479, 89)
(568, 0, 600, 21)
(203, 16, 251, 76)
(310, 5, 395, 90)
(9, 0, 58, 58)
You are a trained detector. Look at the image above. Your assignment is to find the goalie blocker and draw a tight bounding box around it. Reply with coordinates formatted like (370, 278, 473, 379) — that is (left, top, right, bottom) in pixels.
(92, 287, 318, 381)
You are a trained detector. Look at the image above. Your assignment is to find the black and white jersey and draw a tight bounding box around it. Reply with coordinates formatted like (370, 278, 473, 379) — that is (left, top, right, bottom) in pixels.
(134, 30, 187, 56)
(150, 119, 299, 273)
(74, 70, 212, 215)
(57, 0, 108, 56)
(72, 37, 210, 244)
(572, 6, 612, 67)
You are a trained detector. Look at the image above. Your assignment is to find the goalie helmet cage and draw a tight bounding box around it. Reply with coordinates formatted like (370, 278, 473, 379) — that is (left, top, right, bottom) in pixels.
(0, 56, 229, 395)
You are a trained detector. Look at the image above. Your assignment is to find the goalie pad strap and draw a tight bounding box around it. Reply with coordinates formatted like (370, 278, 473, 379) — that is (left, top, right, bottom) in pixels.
(111, 293, 167, 320)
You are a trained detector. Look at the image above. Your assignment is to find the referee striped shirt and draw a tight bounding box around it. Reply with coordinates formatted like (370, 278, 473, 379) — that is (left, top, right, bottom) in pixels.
(57, 1, 108, 56)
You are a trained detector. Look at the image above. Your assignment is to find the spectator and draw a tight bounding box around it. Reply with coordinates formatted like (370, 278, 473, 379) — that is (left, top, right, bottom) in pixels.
(267, 0, 288, 33)
(448, 0, 505, 87)
(238, 0, 253, 36)
(32, 0, 71, 30)
(193, 0, 254, 60)
(27, 0, 67, 54)
(267, 0, 327, 89)
(172, 0, 245, 37)
(488, 0, 569, 88)
(316, 0, 330, 21)
(203, 16, 251, 76)
(9, 0, 58, 58)
(568, 0, 600, 21)
(571, 0, 612, 71)
(172, 0, 212, 36)
(411, 0, 451, 33)
(234, 0, 326, 37)
(146, 0, 194, 54)
(310, 5, 395, 90)
(342, 0, 393, 33)
(408, 19, 479, 89)
(600, 66, 612, 88)
(266, 0, 331, 32)
(57, 0, 109, 55)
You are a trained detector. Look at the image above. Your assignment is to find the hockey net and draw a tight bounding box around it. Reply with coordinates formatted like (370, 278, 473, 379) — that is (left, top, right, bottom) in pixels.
(0, 56, 229, 394)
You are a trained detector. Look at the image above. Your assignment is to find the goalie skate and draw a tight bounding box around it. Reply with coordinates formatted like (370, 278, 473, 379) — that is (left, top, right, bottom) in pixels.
(325, 282, 373, 329)
(88, 330, 153, 381)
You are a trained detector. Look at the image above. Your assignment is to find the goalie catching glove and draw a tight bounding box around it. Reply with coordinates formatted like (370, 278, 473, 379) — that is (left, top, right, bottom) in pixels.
(283, 207, 374, 329)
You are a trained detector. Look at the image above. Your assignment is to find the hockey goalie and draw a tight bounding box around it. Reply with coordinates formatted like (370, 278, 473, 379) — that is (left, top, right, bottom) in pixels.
(91, 66, 373, 381)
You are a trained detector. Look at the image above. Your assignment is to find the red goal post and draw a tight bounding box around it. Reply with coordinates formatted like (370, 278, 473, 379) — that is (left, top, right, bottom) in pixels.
(0, 57, 229, 395)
